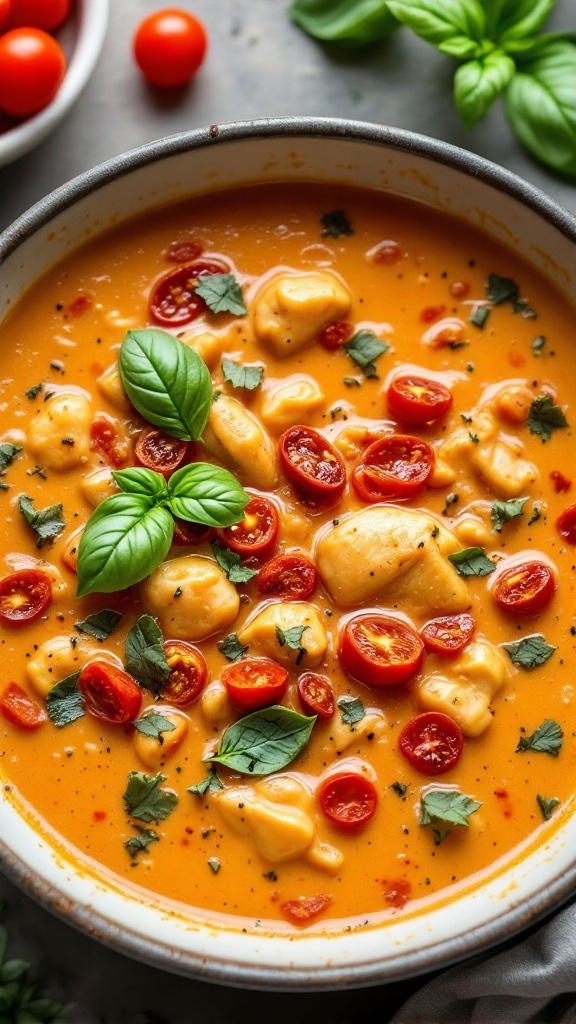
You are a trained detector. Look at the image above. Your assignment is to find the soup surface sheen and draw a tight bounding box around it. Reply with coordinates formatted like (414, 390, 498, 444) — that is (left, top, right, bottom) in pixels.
(1, 183, 575, 934)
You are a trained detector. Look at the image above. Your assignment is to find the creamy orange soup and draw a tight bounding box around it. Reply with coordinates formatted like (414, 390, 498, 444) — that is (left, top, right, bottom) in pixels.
(0, 182, 575, 933)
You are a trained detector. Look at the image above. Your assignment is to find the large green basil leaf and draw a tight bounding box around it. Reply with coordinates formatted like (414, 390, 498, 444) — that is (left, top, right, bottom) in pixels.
(207, 706, 316, 775)
(166, 463, 250, 527)
(387, 0, 485, 58)
(113, 467, 167, 497)
(119, 329, 212, 441)
(455, 49, 515, 128)
(484, 0, 555, 47)
(289, 0, 398, 45)
(76, 494, 174, 596)
(505, 39, 576, 179)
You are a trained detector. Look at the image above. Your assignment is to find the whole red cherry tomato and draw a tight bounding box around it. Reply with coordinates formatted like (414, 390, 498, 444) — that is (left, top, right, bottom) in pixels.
(318, 321, 354, 351)
(420, 613, 475, 655)
(133, 9, 208, 88)
(172, 517, 216, 546)
(0, 682, 46, 729)
(77, 661, 142, 725)
(492, 560, 555, 617)
(0, 27, 66, 118)
(149, 258, 229, 327)
(399, 712, 464, 775)
(161, 640, 207, 705)
(9, 0, 70, 30)
(134, 427, 189, 478)
(297, 671, 335, 719)
(387, 375, 453, 425)
(257, 553, 318, 601)
(340, 613, 424, 687)
(556, 504, 576, 545)
(352, 434, 434, 502)
(279, 425, 346, 507)
(222, 658, 288, 712)
(0, 569, 52, 625)
(318, 771, 378, 830)
(220, 496, 279, 557)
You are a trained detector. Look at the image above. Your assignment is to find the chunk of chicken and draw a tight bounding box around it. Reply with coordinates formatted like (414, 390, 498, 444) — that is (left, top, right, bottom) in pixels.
(26, 634, 99, 697)
(435, 410, 537, 498)
(96, 362, 132, 413)
(133, 707, 189, 768)
(202, 394, 278, 489)
(237, 602, 328, 669)
(27, 393, 92, 471)
(79, 467, 117, 508)
(260, 374, 325, 433)
(252, 270, 351, 356)
(415, 640, 509, 736)
(140, 555, 240, 641)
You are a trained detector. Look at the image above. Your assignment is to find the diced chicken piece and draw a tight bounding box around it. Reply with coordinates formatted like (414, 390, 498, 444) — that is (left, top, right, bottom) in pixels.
(328, 709, 387, 752)
(96, 362, 133, 413)
(200, 680, 231, 727)
(415, 640, 509, 737)
(79, 467, 117, 508)
(435, 410, 537, 499)
(260, 375, 325, 433)
(252, 270, 351, 356)
(178, 329, 224, 371)
(237, 602, 327, 669)
(489, 382, 535, 426)
(140, 554, 240, 641)
(453, 515, 492, 549)
(133, 707, 189, 768)
(27, 393, 92, 471)
(315, 506, 470, 617)
(202, 394, 278, 489)
(26, 634, 99, 697)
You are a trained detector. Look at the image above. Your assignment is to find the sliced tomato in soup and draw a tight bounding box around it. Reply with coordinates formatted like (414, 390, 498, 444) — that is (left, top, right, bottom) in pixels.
(492, 560, 555, 616)
(149, 258, 229, 326)
(77, 661, 142, 725)
(0, 569, 52, 625)
(351, 434, 434, 502)
(161, 640, 207, 705)
(134, 427, 189, 477)
(279, 425, 346, 507)
(399, 712, 464, 775)
(318, 771, 377, 829)
(387, 375, 453, 425)
(297, 671, 335, 719)
(340, 613, 424, 686)
(222, 658, 288, 712)
(220, 496, 278, 557)
(257, 553, 318, 601)
(0, 682, 46, 729)
(420, 613, 475, 655)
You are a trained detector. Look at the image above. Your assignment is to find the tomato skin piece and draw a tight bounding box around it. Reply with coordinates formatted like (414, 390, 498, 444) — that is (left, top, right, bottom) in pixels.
(256, 553, 318, 601)
(172, 517, 216, 546)
(279, 425, 346, 506)
(492, 560, 555, 617)
(0, 28, 66, 118)
(340, 613, 424, 687)
(134, 427, 189, 478)
(387, 375, 453, 425)
(420, 613, 475, 655)
(133, 9, 208, 88)
(297, 672, 335, 719)
(9, 0, 70, 30)
(220, 496, 279, 557)
(0, 682, 46, 729)
(351, 434, 434, 503)
(399, 712, 464, 776)
(222, 658, 288, 712)
(318, 772, 378, 830)
(280, 893, 333, 925)
(77, 661, 142, 725)
(556, 504, 576, 545)
(161, 640, 207, 705)
(149, 258, 229, 327)
(0, 569, 52, 625)
(90, 413, 130, 468)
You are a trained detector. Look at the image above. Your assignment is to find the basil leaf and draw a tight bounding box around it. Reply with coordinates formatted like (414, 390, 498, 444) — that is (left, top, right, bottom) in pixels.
(18, 494, 65, 549)
(125, 614, 170, 696)
(211, 542, 258, 584)
(505, 39, 576, 179)
(487, 0, 556, 47)
(221, 359, 264, 391)
(133, 711, 176, 744)
(491, 497, 527, 532)
(537, 794, 560, 820)
(194, 273, 247, 316)
(119, 328, 212, 441)
(448, 547, 496, 576)
(218, 633, 249, 662)
(503, 634, 556, 668)
(527, 394, 568, 442)
(45, 672, 84, 728)
(188, 769, 224, 796)
(289, 0, 399, 45)
(337, 695, 365, 726)
(420, 789, 482, 845)
(516, 718, 563, 755)
(486, 272, 520, 305)
(123, 771, 178, 823)
(112, 467, 167, 497)
(206, 706, 316, 775)
(387, 0, 485, 58)
(276, 624, 309, 665)
(74, 609, 122, 641)
(320, 210, 354, 238)
(343, 330, 389, 377)
(124, 825, 159, 860)
(167, 463, 250, 527)
(454, 50, 516, 128)
(0, 443, 21, 472)
(76, 493, 174, 596)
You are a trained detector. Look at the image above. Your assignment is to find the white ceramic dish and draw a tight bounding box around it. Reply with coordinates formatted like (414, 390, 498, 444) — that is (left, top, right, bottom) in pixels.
(0, 0, 109, 168)
(0, 118, 575, 990)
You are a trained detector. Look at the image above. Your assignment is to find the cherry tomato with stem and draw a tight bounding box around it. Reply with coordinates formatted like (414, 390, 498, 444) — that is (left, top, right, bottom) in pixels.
(352, 434, 434, 503)
(556, 504, 576, 545)
(134, 427, 189, 478)
(0, 569, 52, 625)
(279, 425, 346, 507)
(492, 560, 555, 617)
(0, 682, 46, 729)
(399, 711, 464, 776)
(149, 258, 229, 327)
(297, 671, 335, 719)
(133, 9, 208, 88)
(340, 613, 424, 687)
(77, 661, 142, 725)
(420, 613, 475, 655)
(161, 640, 207, 705)
(9, 0, 70, 30)
(220, 496, 279, 558)
(222, 658, 288, 713)
(0, 27, 66, 118)
(387, 375, 453, 425)
(318, 771, 378, 830)
(257, 552, 318, 601)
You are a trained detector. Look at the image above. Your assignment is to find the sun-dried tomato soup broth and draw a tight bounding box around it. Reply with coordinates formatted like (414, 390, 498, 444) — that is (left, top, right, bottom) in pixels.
(0, 182, 574, 930)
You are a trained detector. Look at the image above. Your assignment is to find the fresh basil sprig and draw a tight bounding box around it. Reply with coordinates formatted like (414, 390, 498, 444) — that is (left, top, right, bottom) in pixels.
(290, 0, 399, 45)
(206, 706, 316, 775)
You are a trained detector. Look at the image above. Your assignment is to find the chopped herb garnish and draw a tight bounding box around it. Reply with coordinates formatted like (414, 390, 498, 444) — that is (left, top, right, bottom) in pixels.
(124, 825, 159, 860)
(124, 614, 170, 696)
(537, 794, 560, 820)
(74, 608, 122, 641)
(469, 432, 479, 444)
(528, 505, 542, 526)
(0, 443, 21, 473)
(25, 382, 44, 400)
(218, 632, 248, 662)
(276, 624, 309, 664)
(45, 672, 84, 728)
(211, 541, 258, 583)
(208, 857, 221, 874)
(194, 273, 247, 316)
(320, 210, 353, 238)
(221, 358, 264, 391)
(441, 492, 459, 516)
(486, 273, 519, 306)
(491, 497, 527, 533)
(17, 494, 65, 548)
(188, 768, 224, 796)
(420, 789, 482, 845)
(343, 376, 361, 387)
(469, 306, 491, 328)
(503, 634, 556, 669)
(391, 781, 408, 798)
(516, 719, 563, 756)
(133, 711, 176, 745)
(343, 331, 389, 378)
(123, 771, 178, 823)
(337, 695, 365, 726)
(527, 395, 568, 442)
(532, 335, 546, 356)
(448, 547, 495, 577)
(26, 465, 47, 479)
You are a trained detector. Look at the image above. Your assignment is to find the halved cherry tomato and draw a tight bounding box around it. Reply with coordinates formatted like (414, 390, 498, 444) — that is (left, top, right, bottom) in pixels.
(556, 504, 576, 545)
(318, 320, 354, 351)
(257, 553, 318, 601)
(420, 613, 475, 655)
(399, 712, 464, 775)
(352, 434, 434, 502)
(9, 0, 70, 30)
(77, 661, 142, 725)
(134, 427, 189, 478)
(0, 27, 66, 118)
(387, 375, 453, 425)
(297, 672, 335, 719)
(149, 258, 229, 327)
(280, 893, 333, 925)
(0, 682, 46, 729)
(279, 425, 346, 507)
(220, 496, 279, 557)
(133, 8, 208, 88)
(340, 613, 424, 687)
(492, 560, 555, 617)
(318, 771, 377, 830)
(0, 569, 51, 625)
(0, 0, 11, 31)
(90, 413, 130, 468)
(161, 640, 207, 705)
(172, 517, 216, 546)
(222, 658, 288, 712)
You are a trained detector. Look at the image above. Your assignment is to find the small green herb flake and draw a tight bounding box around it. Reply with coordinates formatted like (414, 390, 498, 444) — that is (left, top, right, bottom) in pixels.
(320, 210, 353, 238)
(503, 634, 557, 669)
(0, 443, 21, 472)
(188, 769, 224, 796)
(208, 857, 221, 874)
(469, 305, 491, 328)
(45, 672, 84, 728)
(537, 794, 560, 820)
(516, 719, 563, 756)
(206, 705, 316, 775)
(123, 771, 178, 823)
(132, 712, 176, 745)
(125, 614, 170, 696)
(420, 789, 482, 845)
(18, 494, 65, 548)
(276, 624, 309, 664)
(194, 273, 247, 316)
(211, 541, 258, 583)
(532, 335, 546, 356)
(343, 376, 362, 387)
(25, 382, 44, 400)
(74, 608, 122, 641)
(448, 547, 495, 577)
(337, 695, 365, 726)
(491, 498, 527, 533)
(343, 331, 389, 378)
(221, 358, 264, 391)
(124, 825, 159, 860)
(441, 492, 459, 516)
(486, 273, 519, 306)
(528, 505, 542, 526)
(218, 632, 249, 662)
(527, 395, 568, 442)
(391, 781, 408, 798)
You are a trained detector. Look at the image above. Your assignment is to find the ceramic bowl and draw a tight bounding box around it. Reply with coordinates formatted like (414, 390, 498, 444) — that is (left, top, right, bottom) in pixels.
(0, 118, 575, 990)
(0, 0, 109, 168)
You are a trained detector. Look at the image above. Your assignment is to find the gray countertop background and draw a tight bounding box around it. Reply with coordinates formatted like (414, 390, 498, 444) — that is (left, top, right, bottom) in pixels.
(0, 1, 574, 1020)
